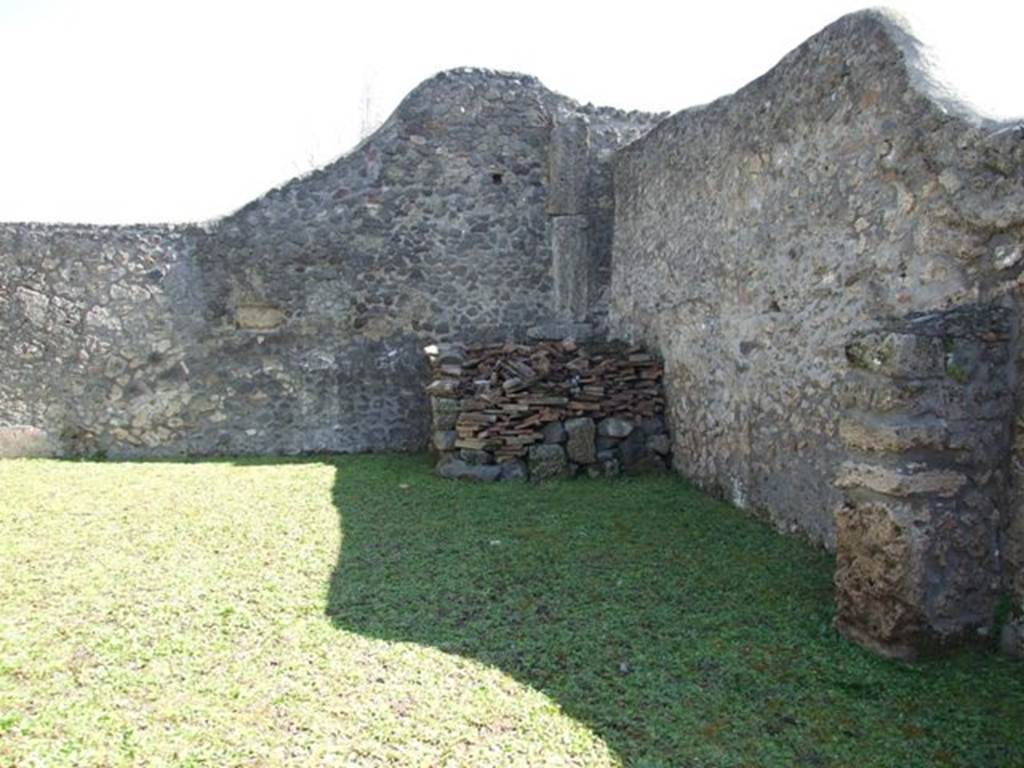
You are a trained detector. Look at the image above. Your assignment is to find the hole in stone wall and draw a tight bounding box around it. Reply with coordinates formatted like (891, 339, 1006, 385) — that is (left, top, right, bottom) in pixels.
(491, 172, 504, 185)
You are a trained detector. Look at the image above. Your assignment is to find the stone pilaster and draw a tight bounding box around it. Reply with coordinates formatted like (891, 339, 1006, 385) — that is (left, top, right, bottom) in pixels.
(834, 304, 1014, 658)
(548, 116, 592, 322)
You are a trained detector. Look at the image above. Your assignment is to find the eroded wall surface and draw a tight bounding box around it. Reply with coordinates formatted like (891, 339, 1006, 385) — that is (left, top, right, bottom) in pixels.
(610, 11, 1023, 543)
(609, 10, 1024, 651)
(0, 70, 658, 457)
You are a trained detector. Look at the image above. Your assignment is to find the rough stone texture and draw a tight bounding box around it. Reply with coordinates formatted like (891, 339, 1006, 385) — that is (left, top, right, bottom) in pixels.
(596, 450, 621, 477)
(0, 426, 55, 458)
(609, 9, 1024, 654)
(542, 421, 567, 444)
(431, 398, 460, 431)
(833, 305, 1015, 656)
(432, 430, 457, 452)
(597, 417, 633, 438)
(459, 449, 493, 466)
(834, 501, 925, 660)
(437, 457, 502, 482)
(610, 9, 1024, 546)
(835, 463, 967, 498)
(564, 417, 596, 464)
(647, 433, 671, 456)
(0, 69, 658, 458)
(526, 321, 599, 342)
(499, 459, 528, 482)
(528, 443, 568, 480)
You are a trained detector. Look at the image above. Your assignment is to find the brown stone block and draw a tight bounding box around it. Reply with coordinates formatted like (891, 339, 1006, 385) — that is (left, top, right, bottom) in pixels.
(0, 426, 56, 458)
(838, 414, 948, 452)
(835, 461, 966, 498)
(834, 501, 925, 660)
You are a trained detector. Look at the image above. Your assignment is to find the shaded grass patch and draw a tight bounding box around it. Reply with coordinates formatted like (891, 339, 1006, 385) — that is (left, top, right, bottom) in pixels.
(0, 454, 1021, 766)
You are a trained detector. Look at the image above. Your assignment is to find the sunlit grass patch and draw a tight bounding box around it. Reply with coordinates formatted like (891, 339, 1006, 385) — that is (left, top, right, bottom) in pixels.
(1, 455, 1021, 767)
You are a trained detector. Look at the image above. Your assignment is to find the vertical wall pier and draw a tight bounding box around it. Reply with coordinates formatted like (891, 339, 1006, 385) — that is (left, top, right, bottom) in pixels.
(834, 304, 1014, 659)
(548, 115, 591, 322)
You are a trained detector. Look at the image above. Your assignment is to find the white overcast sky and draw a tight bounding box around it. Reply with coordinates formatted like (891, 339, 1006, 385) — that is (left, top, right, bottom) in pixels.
(0, 0, 1021, 224)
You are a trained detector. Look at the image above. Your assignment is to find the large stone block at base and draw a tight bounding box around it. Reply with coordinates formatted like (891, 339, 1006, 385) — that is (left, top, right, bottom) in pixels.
(564, 417, 596, 464)
(528, 444, 569, 480)
(0, 426, 56, 458)
(834, 501, 925, 660)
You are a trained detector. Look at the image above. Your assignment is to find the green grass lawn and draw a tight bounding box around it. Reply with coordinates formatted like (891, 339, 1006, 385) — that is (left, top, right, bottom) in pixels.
(1, 455, 1021, 767)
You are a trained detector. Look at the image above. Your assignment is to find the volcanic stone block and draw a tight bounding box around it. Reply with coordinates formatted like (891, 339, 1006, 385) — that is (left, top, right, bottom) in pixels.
(835, 462, 966, 498)
(528, 443, 568, 480)
(845, 332, 946, 378)
(432, 430, 456, 451)
(647, 433, 671, 455)
(499, 459, 528, 482)
(564, 417, 596, 464)
(235, 303, 285, 330)
(551, 216, 591, 321)
(459, 449, 493, 465)
(542, 421, 567, 444)
(547, 116, 590, 215)
(437, 457, 501, 482)
(597, 417, 633, 438)
(838, 415, 948, 453)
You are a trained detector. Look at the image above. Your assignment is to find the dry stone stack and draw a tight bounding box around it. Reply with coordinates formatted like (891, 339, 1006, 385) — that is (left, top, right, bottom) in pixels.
(425, 340, 670, 481)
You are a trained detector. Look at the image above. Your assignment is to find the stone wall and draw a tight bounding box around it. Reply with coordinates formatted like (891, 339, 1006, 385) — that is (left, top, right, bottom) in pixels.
(2, 10, 1022, 657)
(0, 224, 202, 455)
(0, 70, 659, 457)
(609, 10, 1024, 654)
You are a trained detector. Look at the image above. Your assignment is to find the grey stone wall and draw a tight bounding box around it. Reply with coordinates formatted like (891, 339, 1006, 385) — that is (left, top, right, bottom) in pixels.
(0, 224, 202, 455)
(610, 9, 1023, 542)
(609, 10, 1024, 652)
(0, 69, 658, 457)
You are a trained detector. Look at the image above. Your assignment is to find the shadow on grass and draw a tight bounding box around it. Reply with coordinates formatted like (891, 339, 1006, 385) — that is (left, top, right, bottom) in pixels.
(322, 453, 1023, 767)
(39, 453, 1019, 765)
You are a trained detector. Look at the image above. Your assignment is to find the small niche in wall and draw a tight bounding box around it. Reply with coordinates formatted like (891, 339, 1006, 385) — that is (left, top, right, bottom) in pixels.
(491, 172, 504, 185)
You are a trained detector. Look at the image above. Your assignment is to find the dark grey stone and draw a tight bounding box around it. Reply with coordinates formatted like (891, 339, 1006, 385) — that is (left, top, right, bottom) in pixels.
(528, 443, 568, 480)
(639, 416, 666, 436)
(619, 429, 646, 469)
(459, 448, 493, 465)
(499, 459, 528, 481)
(437, 457, 501, 482)
(432, 430, 457, 451)
(0, 68, 659, 459)
(647, 433, 671, 455)
(542, 421, 567, 444)
(597, 451, 621, 477)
